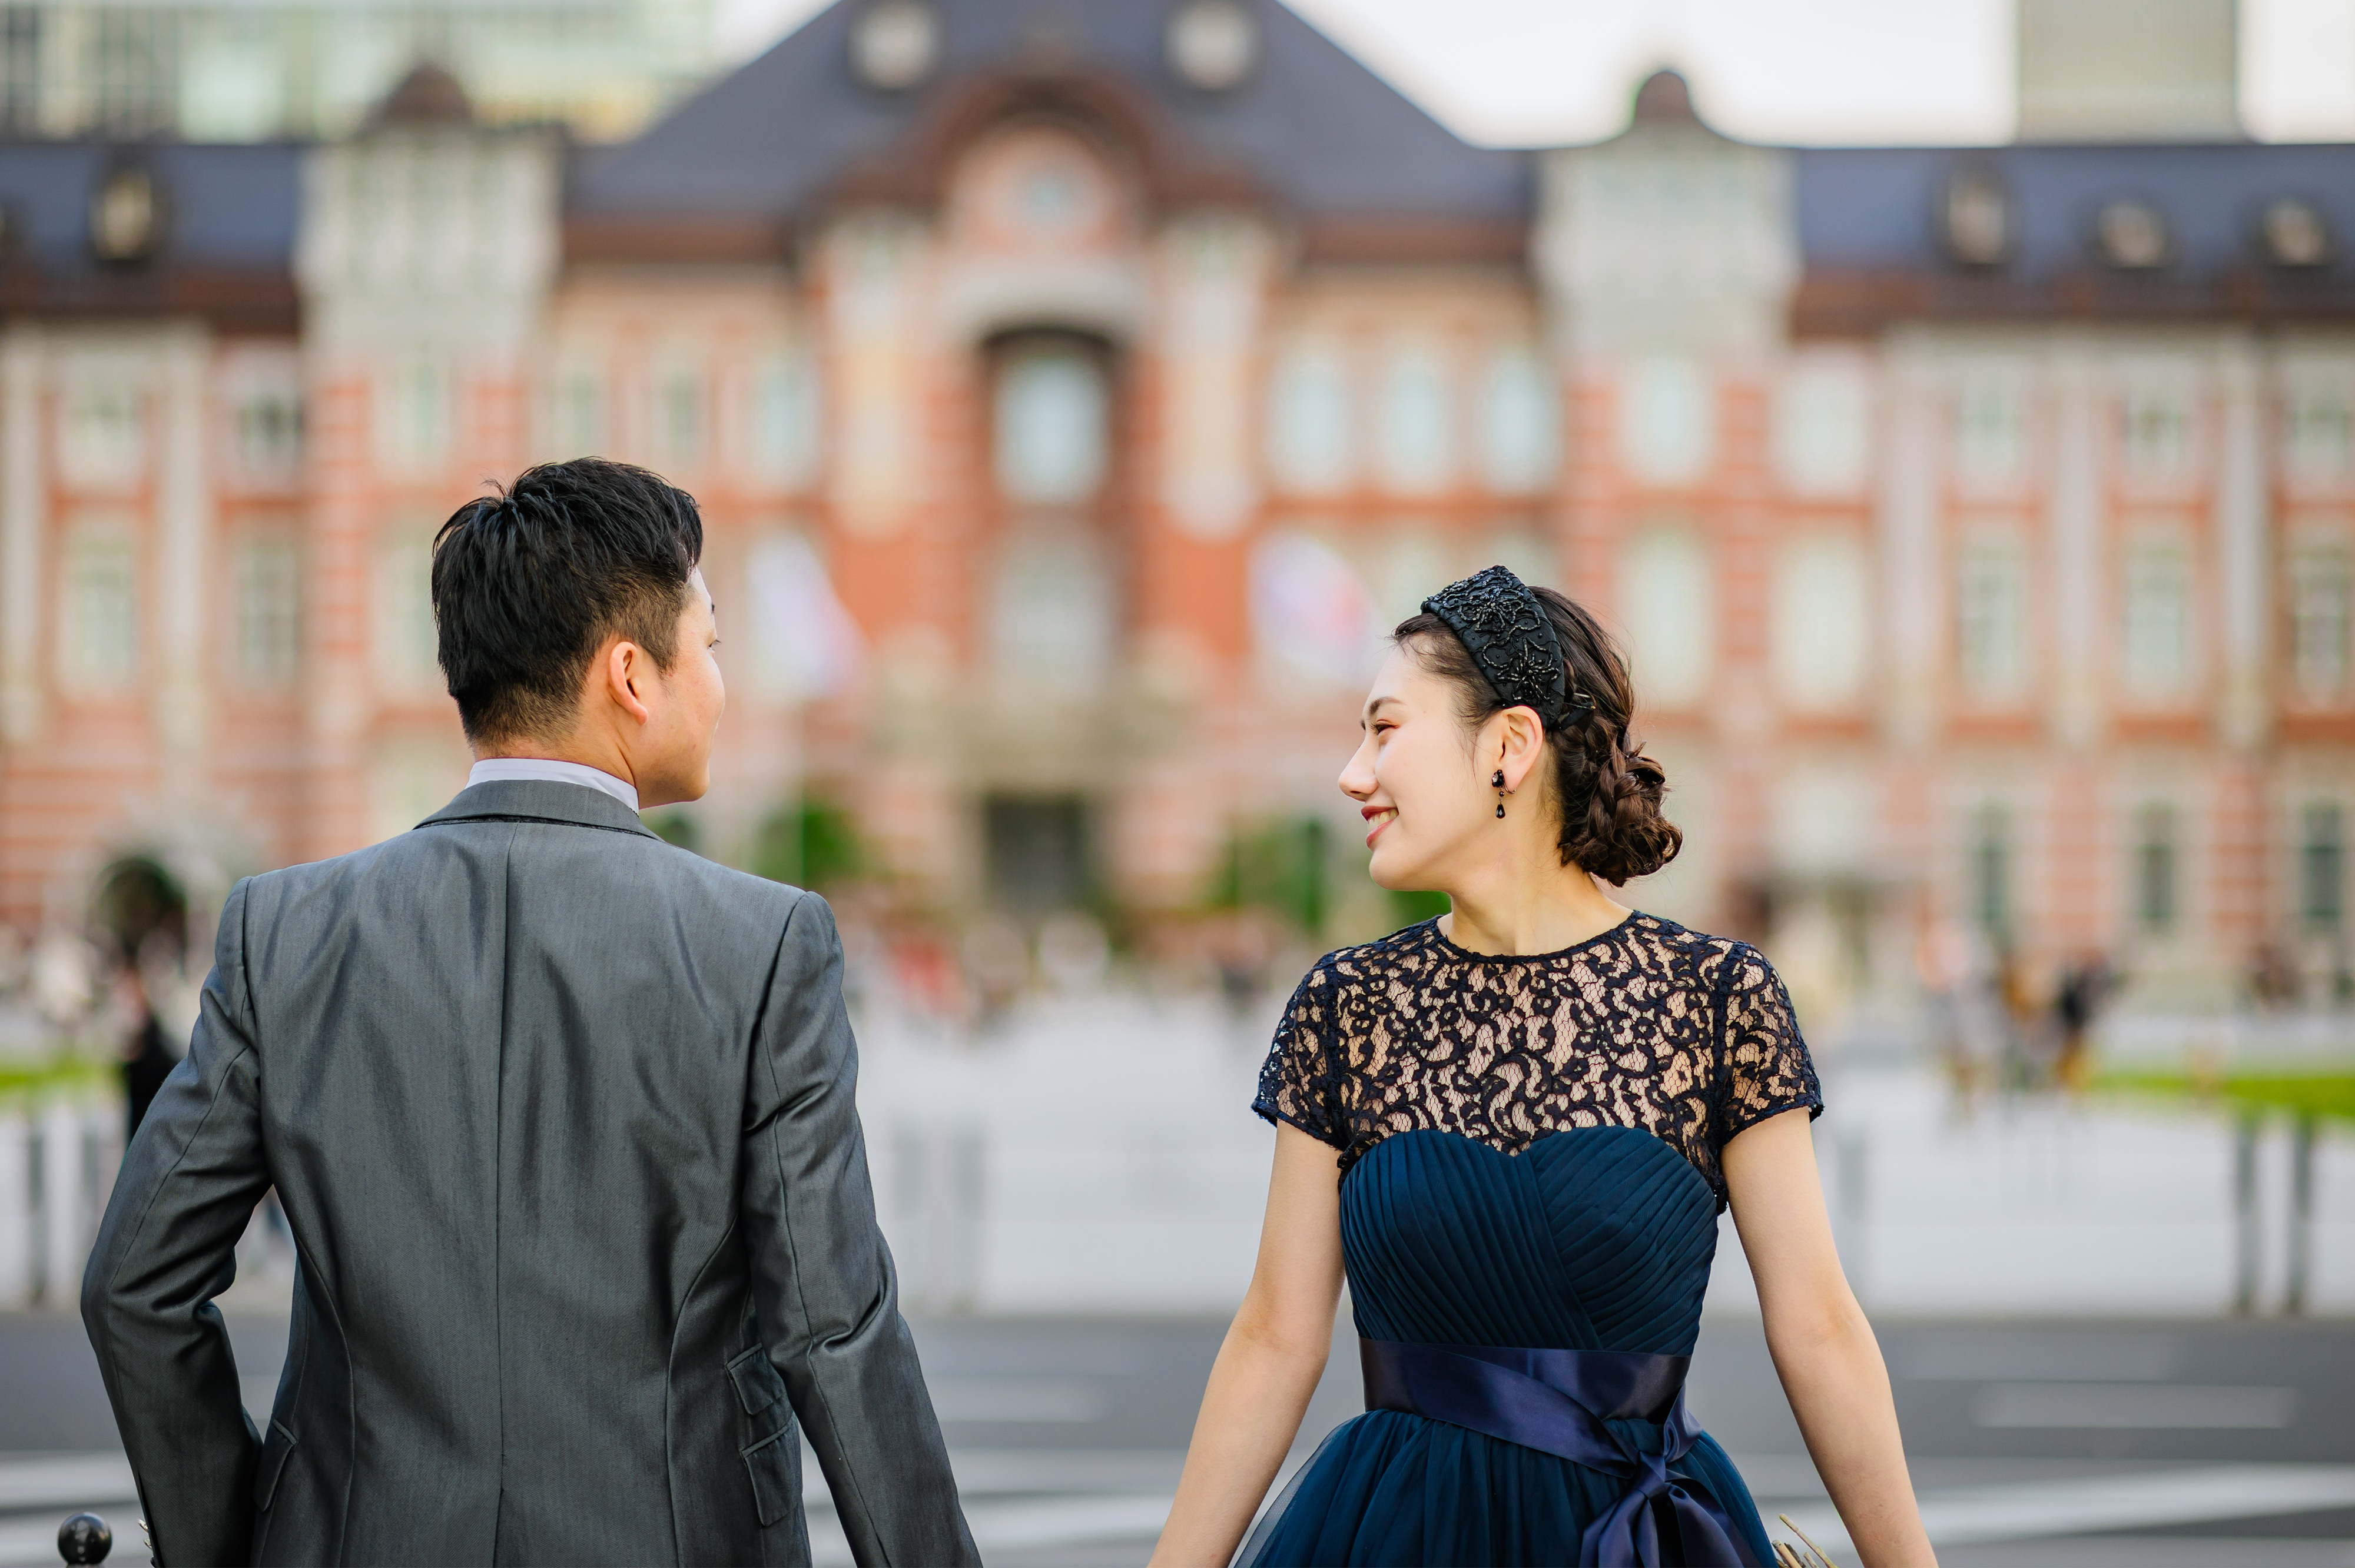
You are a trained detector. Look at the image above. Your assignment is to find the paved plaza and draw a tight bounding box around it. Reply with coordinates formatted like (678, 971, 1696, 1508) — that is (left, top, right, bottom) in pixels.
(2, 986, 2351, 1562)
(3, 1309, 2354, 1564)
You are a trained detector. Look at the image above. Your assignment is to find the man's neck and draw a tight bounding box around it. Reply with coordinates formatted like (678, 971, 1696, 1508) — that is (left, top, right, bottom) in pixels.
(475, 731, 635, 786)
(467, 755, 641, 811)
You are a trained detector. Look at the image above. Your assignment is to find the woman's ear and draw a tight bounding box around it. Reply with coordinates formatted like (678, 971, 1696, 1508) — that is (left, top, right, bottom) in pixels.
(1495, 707, 1548, 794)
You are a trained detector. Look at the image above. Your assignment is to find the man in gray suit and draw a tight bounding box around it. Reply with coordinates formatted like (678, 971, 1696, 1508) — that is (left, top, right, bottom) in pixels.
(83, 459, 976, 1567)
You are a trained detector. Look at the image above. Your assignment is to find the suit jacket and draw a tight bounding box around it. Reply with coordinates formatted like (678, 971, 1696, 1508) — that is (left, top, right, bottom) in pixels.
(82, 780, 977, 1568)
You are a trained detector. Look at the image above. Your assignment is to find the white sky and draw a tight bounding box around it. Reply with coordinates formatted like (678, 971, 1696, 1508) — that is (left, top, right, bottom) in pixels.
(713, 0, 2355, 145)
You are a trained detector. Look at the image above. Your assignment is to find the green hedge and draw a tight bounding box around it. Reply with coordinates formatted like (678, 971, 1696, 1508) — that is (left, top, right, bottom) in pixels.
(0, 1057, 117, 1099)
(2095, 1069, 2355, 1124)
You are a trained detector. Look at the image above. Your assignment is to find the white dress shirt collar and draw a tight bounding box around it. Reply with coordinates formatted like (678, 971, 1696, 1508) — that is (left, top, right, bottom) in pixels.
(466, 758, 641, 813)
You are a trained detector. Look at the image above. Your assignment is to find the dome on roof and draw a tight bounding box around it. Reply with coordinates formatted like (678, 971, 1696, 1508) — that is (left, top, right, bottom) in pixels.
(1630, 69, 1699, 127)
(372, 62, 474, 129)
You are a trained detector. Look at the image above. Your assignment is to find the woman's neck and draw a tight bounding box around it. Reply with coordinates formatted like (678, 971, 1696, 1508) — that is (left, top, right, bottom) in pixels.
(1437, 862, 1632, 957)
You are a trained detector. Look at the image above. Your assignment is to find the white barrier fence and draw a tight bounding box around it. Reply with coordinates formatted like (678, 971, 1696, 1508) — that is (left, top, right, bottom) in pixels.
(0, 1097, 121, 1311)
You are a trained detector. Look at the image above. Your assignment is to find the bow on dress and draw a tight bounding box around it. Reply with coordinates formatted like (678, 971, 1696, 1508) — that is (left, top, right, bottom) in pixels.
(1359, 1340, 1759, 1568)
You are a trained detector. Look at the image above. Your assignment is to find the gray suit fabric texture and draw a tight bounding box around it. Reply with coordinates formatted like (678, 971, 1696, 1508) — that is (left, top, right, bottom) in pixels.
(81, 780, 978, 1568)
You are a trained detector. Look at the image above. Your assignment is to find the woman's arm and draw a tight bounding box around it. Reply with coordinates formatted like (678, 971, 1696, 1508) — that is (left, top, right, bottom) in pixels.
(1150, 1125, 1347, 1568)
(1723, 1109, 1936, 1568)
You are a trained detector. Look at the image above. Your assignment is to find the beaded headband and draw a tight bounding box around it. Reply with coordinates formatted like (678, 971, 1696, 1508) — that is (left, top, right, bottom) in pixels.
(1419, 564, 1594, 727)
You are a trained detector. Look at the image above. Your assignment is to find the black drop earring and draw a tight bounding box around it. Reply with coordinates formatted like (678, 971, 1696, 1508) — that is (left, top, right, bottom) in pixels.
(1492, 769, 1507, 819)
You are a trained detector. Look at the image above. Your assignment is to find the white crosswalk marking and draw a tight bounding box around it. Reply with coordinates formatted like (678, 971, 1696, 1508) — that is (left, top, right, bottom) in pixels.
(1779, 1464, 2355, 1556)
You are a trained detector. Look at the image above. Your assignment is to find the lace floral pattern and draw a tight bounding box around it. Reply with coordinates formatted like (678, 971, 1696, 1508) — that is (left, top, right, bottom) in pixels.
(1253, 913, 1821, 1208)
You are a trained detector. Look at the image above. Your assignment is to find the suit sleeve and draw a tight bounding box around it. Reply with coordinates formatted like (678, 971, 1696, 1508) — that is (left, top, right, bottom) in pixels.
(740, 892, 978, 1567)
(82, 878, 270, 1568)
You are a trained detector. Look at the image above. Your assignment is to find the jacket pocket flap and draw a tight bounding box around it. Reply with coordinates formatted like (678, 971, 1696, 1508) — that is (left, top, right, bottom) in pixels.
(726, 1345, 787, 1418)
(254, 1419, 297, 1511)
(739, 1427, 802, 1530)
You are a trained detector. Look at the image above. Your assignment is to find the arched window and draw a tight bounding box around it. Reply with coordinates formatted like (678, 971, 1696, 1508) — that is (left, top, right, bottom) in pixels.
(994, 341, 1108, 506)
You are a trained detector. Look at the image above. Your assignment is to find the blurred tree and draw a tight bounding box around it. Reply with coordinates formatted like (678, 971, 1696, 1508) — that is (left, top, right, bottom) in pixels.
(754, 796, 864, 890)
(645, 810, 701, 855)
(1208, 817, 1331, 939)
(1389, 889, 1451, 927)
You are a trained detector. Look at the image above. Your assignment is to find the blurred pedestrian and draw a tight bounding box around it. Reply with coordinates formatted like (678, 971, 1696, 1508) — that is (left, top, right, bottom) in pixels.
(2051, 954, 2117, 1095)
(82, 460, 974, 1568)
(118, 986, 177, 1143)
(1153, 567, 1933, 1568)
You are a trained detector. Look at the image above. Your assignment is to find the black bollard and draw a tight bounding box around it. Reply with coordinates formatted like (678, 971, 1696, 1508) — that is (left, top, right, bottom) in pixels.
(57, 1513, 112, 1564)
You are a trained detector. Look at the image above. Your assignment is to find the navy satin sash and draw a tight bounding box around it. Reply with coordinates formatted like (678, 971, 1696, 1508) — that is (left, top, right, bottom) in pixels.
(1359, 1338, 1759, 1568)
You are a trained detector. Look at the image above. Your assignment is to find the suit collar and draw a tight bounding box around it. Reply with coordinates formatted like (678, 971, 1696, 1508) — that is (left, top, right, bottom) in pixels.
(419, 779, 665, 841)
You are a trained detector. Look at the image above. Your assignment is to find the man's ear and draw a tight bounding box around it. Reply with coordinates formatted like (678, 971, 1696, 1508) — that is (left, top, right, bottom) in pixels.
(603, 637, 654, 726)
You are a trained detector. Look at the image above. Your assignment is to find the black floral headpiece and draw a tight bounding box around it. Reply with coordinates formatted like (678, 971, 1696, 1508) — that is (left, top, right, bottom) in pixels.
(1419, 564, 1594, 727)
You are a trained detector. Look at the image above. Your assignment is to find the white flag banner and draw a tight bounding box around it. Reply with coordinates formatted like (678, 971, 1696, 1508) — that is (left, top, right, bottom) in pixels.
(1251, 529, 1379, 689)
(748, 531, 866, 699)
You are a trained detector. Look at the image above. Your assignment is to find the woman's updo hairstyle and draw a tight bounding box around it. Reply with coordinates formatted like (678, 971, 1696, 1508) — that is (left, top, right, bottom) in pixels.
(1394, 586, 1681, 886)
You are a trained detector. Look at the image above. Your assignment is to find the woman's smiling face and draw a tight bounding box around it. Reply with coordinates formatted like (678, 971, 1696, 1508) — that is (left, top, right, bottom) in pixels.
(1338, 643, 1498, 892)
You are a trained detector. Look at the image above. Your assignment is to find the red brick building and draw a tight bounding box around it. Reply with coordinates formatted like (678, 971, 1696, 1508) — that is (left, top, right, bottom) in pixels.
(1, 1, 2351, 1015)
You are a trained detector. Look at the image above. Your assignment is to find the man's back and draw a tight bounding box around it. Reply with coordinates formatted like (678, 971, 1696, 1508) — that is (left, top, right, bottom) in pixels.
(84, 779, 973, 1567)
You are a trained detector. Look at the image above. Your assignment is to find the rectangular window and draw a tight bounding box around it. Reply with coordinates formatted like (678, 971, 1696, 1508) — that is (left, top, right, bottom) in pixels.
(237, 537, 301, 689)
(546, 367, 604, 458)
(2120, 387, 2193, 483)
(0, 9, 41, 135)
(993, 527, 1114, 688)
(2304, 802, 2346, 932)
(655, 368, 706, 471)
(1620, 356, 1713, 486)
(1375, 344, 1453, 494)
(1953, 380, 2026, 488)
(379, 357, 452, 474)
(1969, 803, 2011, 938)
(1770, 533, 1872, 712)
(753, 351, 821, 487)
(1773, 361, 1872, 496)
(58, 380, 146, 491)
(238, 390, 302, 486)
(1478, 346, 1557, 493)
(59, 530, 137, 692)
(1266, 344, 1352, 493)
(1617, 525, 1714, 708)
(2286, 386, 2354, 485)
(2133, 803, 2178, 935)
(373, 529, 440, 692)
(2120, 535, 2193, 700)
(1955, 536, 2028, 701)
(90, 11, 176, 137)
(2290, 542, 2352, 700)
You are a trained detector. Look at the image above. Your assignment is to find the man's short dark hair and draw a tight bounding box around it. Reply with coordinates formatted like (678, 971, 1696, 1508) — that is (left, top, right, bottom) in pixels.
(431, 459, 704, 747)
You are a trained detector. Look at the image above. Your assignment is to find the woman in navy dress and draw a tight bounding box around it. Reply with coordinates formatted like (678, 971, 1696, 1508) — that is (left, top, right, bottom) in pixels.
(1152, 569, 1935, 1567)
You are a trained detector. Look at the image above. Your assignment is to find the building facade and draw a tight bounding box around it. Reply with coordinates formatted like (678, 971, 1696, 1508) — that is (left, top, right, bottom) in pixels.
(0, 0, 2350, 1014)
(0, 1, 713, 143)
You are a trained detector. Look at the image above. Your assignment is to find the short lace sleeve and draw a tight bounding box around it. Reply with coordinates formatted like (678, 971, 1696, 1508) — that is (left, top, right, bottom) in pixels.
(1715, 944, 1823, 1145)
(1252, 965, 1349, 1152)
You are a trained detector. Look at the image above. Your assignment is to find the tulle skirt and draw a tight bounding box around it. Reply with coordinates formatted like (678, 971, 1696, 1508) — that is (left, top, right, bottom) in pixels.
(1239, 1410, 1776, 1568)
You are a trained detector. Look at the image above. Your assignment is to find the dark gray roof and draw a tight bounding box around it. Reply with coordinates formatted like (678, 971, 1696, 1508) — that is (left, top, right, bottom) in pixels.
(1796, 142, 2355, 278)
(0, 142, 300, 274)
(568, 0, 1529, 223)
